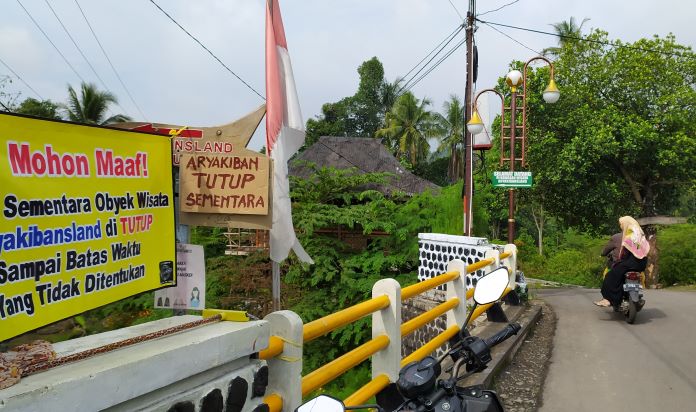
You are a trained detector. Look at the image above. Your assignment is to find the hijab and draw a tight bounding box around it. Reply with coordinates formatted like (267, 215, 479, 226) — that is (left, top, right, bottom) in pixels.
(618, 216, 650, 259)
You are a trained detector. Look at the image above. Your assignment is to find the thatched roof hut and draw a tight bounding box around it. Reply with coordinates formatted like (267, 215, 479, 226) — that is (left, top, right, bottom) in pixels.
(290, 136, 440, 196)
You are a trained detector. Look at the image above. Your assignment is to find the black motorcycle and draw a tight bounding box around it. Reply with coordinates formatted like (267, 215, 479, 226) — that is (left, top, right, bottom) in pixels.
(296, 267, 521, 412)
(620, 271, 645, 324)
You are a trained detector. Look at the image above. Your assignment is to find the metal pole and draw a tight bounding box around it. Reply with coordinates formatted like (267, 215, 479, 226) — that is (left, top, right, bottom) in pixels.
(272, 261, 281, 311)
(508, 90, 517, 244)
(463, 3, 475, 236)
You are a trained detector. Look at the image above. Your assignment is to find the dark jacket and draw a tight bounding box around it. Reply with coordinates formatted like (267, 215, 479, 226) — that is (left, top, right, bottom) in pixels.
(601, 233, 623, 262)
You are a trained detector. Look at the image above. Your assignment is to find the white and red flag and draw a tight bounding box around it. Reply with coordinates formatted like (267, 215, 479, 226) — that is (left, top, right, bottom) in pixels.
(265, 0, 312, 264)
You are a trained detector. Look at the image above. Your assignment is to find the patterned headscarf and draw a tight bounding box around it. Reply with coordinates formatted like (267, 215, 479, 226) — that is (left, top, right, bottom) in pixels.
(619, 216, 650, 259)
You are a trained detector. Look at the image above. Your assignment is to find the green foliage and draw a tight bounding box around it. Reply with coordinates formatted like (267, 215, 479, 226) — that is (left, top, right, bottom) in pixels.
(305, 57, 394, 145)
(517, 229, 606, 287)
(65, 82, 131, 125)
(657, 224, 696, 285)
(376, 92, 441, 165)
(15, 97, 62, 120)
(435, 95, 465, 182)
(190, 226, 228, 258)
(526, 31, 696, 229)
(285, 165, 464, 394)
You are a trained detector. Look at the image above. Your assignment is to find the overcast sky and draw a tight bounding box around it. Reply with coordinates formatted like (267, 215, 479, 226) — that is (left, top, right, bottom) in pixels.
(1, 0, 694, 150)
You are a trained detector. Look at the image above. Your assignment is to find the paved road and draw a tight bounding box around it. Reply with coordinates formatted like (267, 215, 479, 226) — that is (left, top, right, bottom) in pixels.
(538, 288, 696, 411)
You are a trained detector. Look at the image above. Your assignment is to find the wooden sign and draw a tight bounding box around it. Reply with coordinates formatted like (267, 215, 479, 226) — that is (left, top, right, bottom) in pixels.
(111, 105, 273, 229)
(180, 153, 269, 215)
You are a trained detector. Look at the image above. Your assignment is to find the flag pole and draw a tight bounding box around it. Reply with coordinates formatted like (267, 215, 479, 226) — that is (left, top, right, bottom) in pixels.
(272, 260, 281, 311)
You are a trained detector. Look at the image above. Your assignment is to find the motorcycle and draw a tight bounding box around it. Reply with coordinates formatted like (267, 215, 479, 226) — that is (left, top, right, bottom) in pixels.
(620, 271, 645, 324)
(604, 254, 646, 324)
(296, 266, 521, 412)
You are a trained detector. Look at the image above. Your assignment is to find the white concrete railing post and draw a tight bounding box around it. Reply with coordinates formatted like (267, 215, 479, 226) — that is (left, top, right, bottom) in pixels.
(503, 244, 518, 288)
(264, 310, 304, 412)
(484, 249, 501, 271)
(445, 259, 468, 328)
(371, 278, 401, 382)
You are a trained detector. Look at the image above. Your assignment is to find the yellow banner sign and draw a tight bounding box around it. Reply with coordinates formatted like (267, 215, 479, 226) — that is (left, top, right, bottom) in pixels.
(180, 153, 269, 215)
(0, 114, 176, 341)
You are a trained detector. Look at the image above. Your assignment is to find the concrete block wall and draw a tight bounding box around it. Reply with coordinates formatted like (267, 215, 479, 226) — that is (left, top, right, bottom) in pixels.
(1, 316, 270, 412)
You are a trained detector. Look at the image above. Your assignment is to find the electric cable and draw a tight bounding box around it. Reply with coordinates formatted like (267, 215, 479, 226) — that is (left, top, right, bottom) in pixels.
(148, 0, 265, 100)
(0, 55, 43, 99)
(15, 0, 85, 83)
(73, 0, 148, 121)
(478, 19, 695, 59)
(401, 25, 463, 84)
(399, 26, 465, 93)
(43, 0, 131, 118)
(406, 37, 467, 92)
(480, 21, 544, 56)
(477, 0, 520, 17)
(446, 0, 465, 21)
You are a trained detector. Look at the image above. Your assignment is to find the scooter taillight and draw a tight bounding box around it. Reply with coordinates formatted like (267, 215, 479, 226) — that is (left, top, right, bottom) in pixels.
(626, 272, 641, 281)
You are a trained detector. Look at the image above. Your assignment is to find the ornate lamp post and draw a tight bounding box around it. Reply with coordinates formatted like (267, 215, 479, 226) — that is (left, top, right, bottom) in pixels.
(467, 56, 559, 243)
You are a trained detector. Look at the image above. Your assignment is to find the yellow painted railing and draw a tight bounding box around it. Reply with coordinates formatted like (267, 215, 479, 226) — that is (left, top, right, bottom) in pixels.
(262, 244, 518, 411)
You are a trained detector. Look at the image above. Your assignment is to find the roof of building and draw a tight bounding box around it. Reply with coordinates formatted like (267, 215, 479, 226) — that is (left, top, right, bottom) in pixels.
(289, 136, 440, 196)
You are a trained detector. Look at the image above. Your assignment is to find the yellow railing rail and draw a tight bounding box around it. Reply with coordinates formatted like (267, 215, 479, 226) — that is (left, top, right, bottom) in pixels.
(301, 334, 390, 396)
(401, 298, 460, 337)
(303, 295, 391, 343)
(263, 393, 283, 412)
(259, 335, 284, 360)
(261, 244, 518, 412)
(344, 373, 391, 407)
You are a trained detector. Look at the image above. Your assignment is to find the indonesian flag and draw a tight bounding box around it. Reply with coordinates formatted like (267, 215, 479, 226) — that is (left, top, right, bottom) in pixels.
(266, 0, 313, 264)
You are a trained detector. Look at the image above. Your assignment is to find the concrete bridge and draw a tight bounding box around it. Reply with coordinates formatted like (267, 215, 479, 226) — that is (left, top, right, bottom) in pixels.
(2, 236, 520, 412)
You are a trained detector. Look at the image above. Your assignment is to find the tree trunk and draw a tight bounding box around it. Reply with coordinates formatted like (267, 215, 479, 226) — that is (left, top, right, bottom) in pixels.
(531, 203, 544, 255)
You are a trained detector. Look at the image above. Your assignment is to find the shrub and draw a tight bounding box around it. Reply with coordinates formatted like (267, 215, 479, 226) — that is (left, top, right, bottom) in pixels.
(658, 224, 696, 285)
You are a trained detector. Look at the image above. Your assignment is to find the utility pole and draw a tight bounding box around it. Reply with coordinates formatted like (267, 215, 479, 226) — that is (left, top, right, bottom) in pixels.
(463, 0, 475, 236)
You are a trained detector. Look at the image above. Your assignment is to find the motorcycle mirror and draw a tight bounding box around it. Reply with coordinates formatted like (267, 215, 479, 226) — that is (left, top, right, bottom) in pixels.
(295, 395, 345, 412)
(473, 266, 510, 305)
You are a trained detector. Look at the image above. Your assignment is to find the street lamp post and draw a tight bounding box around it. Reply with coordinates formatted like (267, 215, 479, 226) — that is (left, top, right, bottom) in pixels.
(467, 57, 559, 243)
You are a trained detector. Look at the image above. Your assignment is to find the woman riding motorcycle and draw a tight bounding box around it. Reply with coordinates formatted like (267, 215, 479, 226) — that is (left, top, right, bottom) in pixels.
(594, 216, 650, 308)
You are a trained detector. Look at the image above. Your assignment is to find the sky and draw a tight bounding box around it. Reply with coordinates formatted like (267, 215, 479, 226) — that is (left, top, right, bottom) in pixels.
(1, 0, 694, 151)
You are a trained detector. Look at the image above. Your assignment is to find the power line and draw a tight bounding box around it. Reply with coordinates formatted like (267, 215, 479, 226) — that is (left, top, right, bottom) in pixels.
(477, 19, 695, 59)
(73, 0, 148, 121)
(406, 37, 468, 92)
(446, 0, 465, 21)
(477, 0, 520, 17)
(480, 21, 543, 56)
(401, 25, 463, 84)
(400, 26, 465, 93)
(43, 0, 131, 118)
(0, 55, 43, 99)
(15, 0, 85, 83)
(148, 0, 265, 100)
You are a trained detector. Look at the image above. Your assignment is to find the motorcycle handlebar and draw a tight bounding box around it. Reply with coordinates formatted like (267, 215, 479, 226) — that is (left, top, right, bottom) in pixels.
(483, 323, 522, 348)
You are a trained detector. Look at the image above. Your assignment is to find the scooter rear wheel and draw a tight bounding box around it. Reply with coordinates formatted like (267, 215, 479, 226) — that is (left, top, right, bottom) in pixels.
(626, 300, 637, 324)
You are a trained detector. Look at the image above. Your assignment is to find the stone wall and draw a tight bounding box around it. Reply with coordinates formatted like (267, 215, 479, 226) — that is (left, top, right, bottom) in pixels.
(401, 289, 449, 359)
(1, 316, 271, 412)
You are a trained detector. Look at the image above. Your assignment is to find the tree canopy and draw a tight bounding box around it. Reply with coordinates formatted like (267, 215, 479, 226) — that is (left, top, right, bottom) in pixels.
(305, 57, 401, 146)
(526, 31, 696, 230)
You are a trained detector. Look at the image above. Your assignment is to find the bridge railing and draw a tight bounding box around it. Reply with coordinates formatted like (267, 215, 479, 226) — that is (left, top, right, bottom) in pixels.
(260, 244, 517, 412)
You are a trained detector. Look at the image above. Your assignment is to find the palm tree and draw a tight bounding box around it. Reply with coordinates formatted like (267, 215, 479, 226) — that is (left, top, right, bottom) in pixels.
(65, 82, 131, 125)
(543, 17, 590, 56)
(379, 77, 404, 123)
(376, 92, 440, 165)
(436, 95, 465, 182)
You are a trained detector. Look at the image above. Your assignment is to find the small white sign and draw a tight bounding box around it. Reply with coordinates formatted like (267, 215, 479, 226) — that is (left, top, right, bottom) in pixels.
(154, 243, 205, 310)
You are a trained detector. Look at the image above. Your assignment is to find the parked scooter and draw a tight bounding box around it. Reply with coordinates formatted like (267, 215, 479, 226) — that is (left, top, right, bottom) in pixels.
(296, 267, 520, 412)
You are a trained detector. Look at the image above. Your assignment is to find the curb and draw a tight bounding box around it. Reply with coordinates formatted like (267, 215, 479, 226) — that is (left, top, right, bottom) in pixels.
(459, 303, 543, 388)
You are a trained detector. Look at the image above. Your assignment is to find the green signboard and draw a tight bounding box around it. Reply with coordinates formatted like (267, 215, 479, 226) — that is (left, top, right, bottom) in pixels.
(492, 171, 533, 188)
